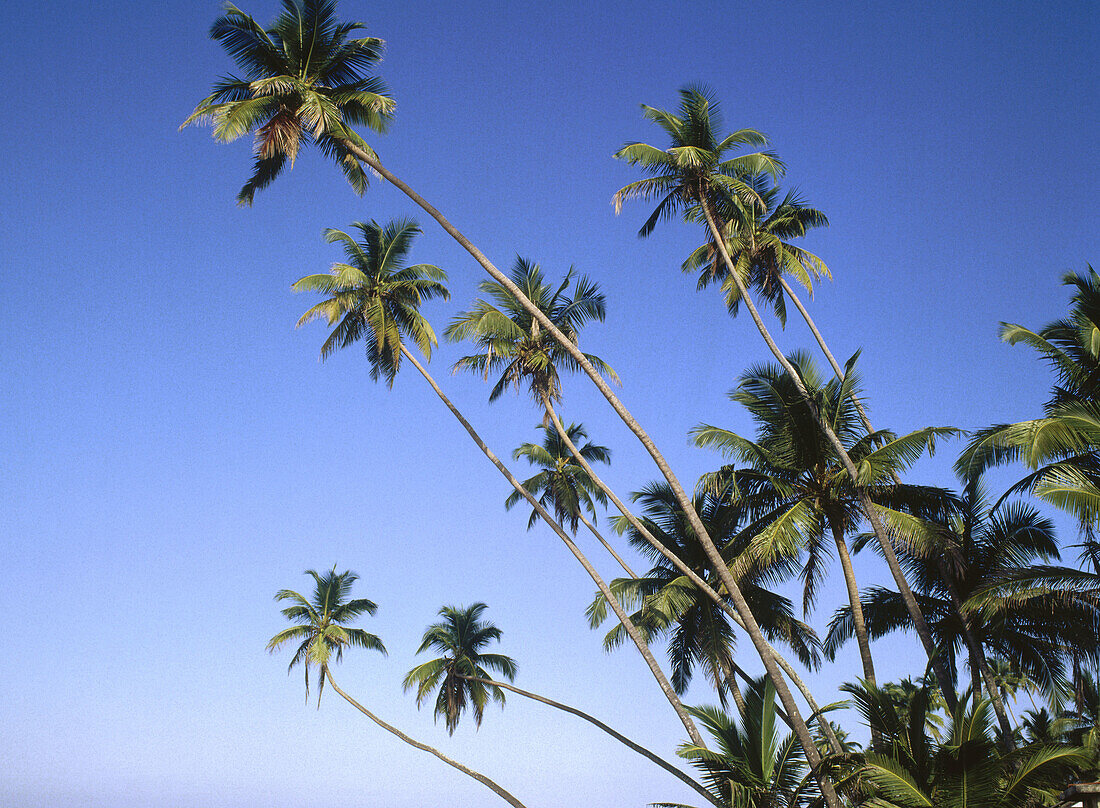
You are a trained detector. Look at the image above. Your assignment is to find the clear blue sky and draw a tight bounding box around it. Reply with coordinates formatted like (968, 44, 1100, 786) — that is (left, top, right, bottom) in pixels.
(1, 1, 1096, 806)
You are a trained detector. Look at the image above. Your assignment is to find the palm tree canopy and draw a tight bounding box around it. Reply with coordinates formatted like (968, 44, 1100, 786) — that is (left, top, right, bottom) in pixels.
(506, 422, 611, 532)
(613, 85, 785, 238)
(444, 257, 618, 410)
(692, 352, 957, 614)
(402, 603, 517, 735)
(266, 566, 386, 705)
(682, 183, 831, 326)
(293, 218, 449, 386)
(182, 0, 394, 204)
(654, 678, 806, 808)
(588, 482, 821, 700)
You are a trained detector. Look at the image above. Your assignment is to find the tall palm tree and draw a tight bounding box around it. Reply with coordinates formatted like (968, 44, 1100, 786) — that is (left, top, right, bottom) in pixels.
(587, 483, 821, 721)
(506, 422, 636, 576)
(446, 260, 708, 747)
(181, 0, 394, 205)
(267, 568, 528, 808)
(826, 476, 1100, 744)
(187, 6, 722, 609)
(188, 10, 813, 775)
(403, 603, 517, 735)
(614, 86, 952, 720)
(293, 223, 706, 747)
(653, 678, 809, 808)
(691, 353, 956, 691)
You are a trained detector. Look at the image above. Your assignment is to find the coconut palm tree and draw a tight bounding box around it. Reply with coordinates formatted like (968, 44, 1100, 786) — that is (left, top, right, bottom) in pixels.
(267, 568, 528, 808)
(959, 267, 1100, 536)
(614, 86, 952, 719)
(181, 0, 394, 205)
(294, 226, 706, 747)
(826, 476, 1100, 745)
(840, 681, 1089, 808)
(507, 422, 636, 576)
(653, 678, 809, 808)
(587, 483, 821, 718)
(293, 218, 448, 384)
(691, 353, 956, 691)
(403, 603, 517, 735)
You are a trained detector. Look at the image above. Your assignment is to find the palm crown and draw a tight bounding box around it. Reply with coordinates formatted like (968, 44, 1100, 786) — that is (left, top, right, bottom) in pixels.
(403, 603, 518, 735)
(293, 218, 449, 386)
(266, 566, 386, 705)
(612, 85, 784, 238)
(182, 0, 394, 204)
(506, 422, 611, 532)
(444, 257, 618, 411)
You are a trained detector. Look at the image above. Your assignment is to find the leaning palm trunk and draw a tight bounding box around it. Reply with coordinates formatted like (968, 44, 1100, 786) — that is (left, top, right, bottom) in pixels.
(344, 146, 838, 808)
(828, 519, 877, 687)
(577, 511, 637, 578)
(460, 675, 719, 807)
(539, 395, 845, 759)
(397, 345, 705, 747)
(699, 197, 955, 711)
(324, 670, 528, 808)
(778, 275, 1014, 734)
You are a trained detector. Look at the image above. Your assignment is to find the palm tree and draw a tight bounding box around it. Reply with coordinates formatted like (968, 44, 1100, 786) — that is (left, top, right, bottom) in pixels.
(653, 678, 809, 808)
(691, 353, 956, 691)
(826, 476, 1100, 745)
(403, 603, 517, 735)
(507, 422, 636, 576)
(266, 568, 528, 808)
(960, 267, 1100, 536)
(188, 11, 811, 773)
(840, 681, 1089, 808)
(614, 86, 952, 719)
(587, 482, 820, 721)
(292, 218, 449, 384)
(446, 259, 709, 747)
(181, 0, 394, 205)
(293, 224, 707, 747)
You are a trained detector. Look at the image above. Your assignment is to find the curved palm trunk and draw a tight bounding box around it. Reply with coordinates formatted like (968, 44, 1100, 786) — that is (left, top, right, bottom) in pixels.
(700, 197, 955, 714)
(541, 397, 844, 758)
(577, 511, 637, 578)
(397, 345, 705, 747)
(778, 275, 1013, 730)
(716, 656, 749, 719)
(324, 670, 528, 808)
(460, 675, 720, 807)
(347, 147, 838, 808)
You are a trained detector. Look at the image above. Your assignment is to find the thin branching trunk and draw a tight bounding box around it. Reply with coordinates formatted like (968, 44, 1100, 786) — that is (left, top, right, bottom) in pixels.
(460, 675, 719, 807)
(398, 345, 705, 747)
(324, 670, 528, 808)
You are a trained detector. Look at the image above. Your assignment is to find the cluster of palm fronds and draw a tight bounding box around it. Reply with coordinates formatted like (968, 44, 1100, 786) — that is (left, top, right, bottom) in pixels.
(184, 2, 1098, 806)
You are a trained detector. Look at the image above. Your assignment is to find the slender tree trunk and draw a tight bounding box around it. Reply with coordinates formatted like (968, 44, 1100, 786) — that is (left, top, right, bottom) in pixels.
(699, 197, 956, 714)
(541, 395, 844, 757)
(348, 147, 838, 808)
(779, 274, 1010, 725)
(716, 656, 749, 719)
(398, 345, 705, 747)
(459, 675, 720, 807)
(577, 511, 637, 578)
(959, 596, 1017, 747)
(828, 519, 876, 687)
(324, 670, 528, 808)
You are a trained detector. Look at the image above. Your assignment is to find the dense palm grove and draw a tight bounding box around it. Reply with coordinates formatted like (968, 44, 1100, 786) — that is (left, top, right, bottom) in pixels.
(187, 2, 1099, 806)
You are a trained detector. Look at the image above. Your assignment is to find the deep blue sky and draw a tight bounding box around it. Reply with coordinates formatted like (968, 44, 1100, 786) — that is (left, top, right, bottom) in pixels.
(1, 1, 1097, 806)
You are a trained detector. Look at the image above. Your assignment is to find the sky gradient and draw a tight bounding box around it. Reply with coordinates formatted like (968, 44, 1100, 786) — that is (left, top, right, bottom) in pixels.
(1, 1, 1097, 806)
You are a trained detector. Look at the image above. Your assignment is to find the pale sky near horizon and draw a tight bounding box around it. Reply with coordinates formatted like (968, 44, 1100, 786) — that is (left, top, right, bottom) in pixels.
(1, 0, 1097, 806)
